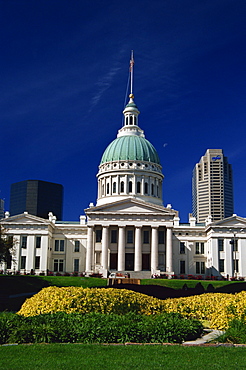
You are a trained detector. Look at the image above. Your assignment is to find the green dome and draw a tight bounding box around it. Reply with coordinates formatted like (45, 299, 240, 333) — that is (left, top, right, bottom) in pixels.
(100, 135, 160, 165)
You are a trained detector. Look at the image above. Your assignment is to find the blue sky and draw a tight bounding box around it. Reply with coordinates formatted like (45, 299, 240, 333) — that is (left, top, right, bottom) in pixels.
(1, 0, 246, 221)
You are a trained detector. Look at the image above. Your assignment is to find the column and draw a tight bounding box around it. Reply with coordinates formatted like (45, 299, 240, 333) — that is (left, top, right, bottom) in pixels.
(166, 227, 173, 273)
(118, 226, 125, 271)
(102, 226, 109, 270)
(141, 176, 145, 195)
(151, 227, 158, 272)
(86, 226, 93, 272)
(134, 226, 142, 271)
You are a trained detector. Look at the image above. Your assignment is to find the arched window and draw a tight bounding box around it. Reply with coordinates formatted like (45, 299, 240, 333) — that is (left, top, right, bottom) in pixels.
(107, 183, 110, 195)
(144, 182, 148, 195)
(120, 181, 124, 193)
(130, 116, 133, 125)
(137, 181, 141, 194)
(125, 116, 129, 125)
(156, 185, 159, 197)
(128, 181, 132, 193)
(113, 182, 116, 193)
(151, 184, 154, 196)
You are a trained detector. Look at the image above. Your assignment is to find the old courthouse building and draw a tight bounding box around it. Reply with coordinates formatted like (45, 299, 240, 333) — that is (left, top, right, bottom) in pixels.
(1, 59, 246, 280)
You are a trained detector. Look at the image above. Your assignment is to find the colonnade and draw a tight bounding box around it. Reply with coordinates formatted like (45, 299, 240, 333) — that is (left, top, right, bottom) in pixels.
(86, 225, 173, 273)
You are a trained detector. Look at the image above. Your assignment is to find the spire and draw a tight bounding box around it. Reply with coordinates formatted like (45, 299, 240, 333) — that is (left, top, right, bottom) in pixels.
(130, 50, 134, 97)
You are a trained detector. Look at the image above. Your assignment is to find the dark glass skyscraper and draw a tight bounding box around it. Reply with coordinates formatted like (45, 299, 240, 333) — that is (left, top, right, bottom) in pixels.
(10, 180, 63, 220)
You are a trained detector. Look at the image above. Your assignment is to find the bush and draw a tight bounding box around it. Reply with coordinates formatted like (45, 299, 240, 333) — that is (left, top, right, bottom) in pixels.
(0, 311, 203, 344)
(217, 318, 246, 344)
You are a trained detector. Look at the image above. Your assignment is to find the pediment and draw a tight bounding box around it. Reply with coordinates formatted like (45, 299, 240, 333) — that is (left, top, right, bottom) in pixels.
(0, 213, 50, 225)
(210, 215, 246, 229)
(85, 198, 177, 216)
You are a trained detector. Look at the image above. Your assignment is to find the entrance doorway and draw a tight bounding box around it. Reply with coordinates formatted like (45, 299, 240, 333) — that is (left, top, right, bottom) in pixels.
(142, 253, 150, 270)
(110, 253, 117, 270)
(125, 253, 134, 271)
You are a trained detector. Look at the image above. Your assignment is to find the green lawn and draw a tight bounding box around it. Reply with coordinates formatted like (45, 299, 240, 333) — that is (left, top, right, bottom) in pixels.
(0, 344, 245, 370)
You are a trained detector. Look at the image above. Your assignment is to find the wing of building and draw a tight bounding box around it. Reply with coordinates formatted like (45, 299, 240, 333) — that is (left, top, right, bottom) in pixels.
(1, 59, 244, 280)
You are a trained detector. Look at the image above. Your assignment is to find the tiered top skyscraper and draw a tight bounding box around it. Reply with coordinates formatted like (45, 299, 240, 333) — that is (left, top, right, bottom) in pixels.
(192, 149, 233, 222)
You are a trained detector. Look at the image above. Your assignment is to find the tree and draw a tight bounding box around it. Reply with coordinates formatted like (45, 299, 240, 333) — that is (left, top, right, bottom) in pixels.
(0, 226, 15, 270)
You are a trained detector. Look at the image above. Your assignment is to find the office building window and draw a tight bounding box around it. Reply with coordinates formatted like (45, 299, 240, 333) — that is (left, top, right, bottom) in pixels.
(20, 256, 26, 270)
(180, 260, 185, 274)
(36, 236, 41, 248)
(158, 231, 165, 244)
(74, 240, 80, 252)
(180, 242, 185, 254)
(74, 259, 79, 272)
(54, 259, 64, 272)
(21, 236, 27, 248)
(143, 230, 149, 244)
(35, 256, 40, 270)
(55, 240, 65, 252)
(195, 242, 204, 254)
(111, 230, 117, 243)
(127, 230, 134, 244)
(218, 239, 224, 251)
(219, 259, 224, 273)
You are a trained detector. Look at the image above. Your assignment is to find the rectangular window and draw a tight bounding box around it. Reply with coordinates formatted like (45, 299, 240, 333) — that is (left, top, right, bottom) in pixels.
(74, 259, 79, 272)
(201, 261, 205, 274)
(95, 229, 102, 243)
(36, 236, 41, 248)
(180, 260, 185, 274)
(180, 242, 185, 254)
(74, 240, 80, 252)
(219, 259, 224, 272)
(54, 240, 65, 252)
(111, 230, 117, 243)
(158, 231, 165, 244)
(35, 256, 40, 270)
(143, 230, 149, 244)
(218, 239, 224, 251)
(233, 259, 239, 273)
(196, 261, 200, 274)
(54, 259, 64, 272)
(127, 230, 134, 244)
(20, 256, 26, 270)
(195, 242, 205, 254)
(21, 236, 27, 248)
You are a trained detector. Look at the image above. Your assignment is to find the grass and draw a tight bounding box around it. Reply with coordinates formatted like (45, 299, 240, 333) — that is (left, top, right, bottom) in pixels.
(141, 278, 237, 290)
(0, 344, 246, 370)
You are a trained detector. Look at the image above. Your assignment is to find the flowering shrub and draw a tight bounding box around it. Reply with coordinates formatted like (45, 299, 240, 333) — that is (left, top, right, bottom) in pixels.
(17, 287, 246, 330)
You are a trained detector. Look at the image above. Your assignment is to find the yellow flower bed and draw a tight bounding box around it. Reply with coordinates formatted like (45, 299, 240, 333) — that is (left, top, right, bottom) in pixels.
(17, 287, 246, 330)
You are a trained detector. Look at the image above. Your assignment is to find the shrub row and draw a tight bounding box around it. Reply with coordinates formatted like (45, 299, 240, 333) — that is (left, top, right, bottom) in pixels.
(18, 287, 246, 329)
(217, 318, 246, 344)
(0, 311, 203, 344)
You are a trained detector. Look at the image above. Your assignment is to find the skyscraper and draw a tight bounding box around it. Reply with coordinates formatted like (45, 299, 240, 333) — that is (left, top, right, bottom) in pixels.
(192, 149, 233, 223)
(0, 199, 4, 219)
(10, 180, 63, 220)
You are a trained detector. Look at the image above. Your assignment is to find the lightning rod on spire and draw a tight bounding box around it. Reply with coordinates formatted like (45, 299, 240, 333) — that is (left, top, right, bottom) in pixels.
(129, 50, 134, 97)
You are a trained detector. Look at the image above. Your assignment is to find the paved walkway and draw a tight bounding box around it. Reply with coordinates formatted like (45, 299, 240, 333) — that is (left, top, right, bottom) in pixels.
(183, 329, 225, 345)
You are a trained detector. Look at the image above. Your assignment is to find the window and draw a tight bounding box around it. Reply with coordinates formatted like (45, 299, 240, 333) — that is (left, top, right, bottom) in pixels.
(36, 236, 41, 248)
(195, 242, 204, 254)
(127, 230, 134, 244)
(35, 256, 40, 270)
(120, 181, 124, 193)
(96, 229, 102, 243)
(143, 230, 149, 244)
(106, 183, 109, 194)
(180, 242, 185, 254)
(128, 181, 132, 193)
(55, 240, 65, 252)
(219, 259, 224, 273)
(196, 261, 200, 274)
(111, 230, 117, 243)
(20, 256, 26, 270)
(151, 184, 154, 196)
(137, 181, 141, 193)
(180, 260, 185, 274)
(74, 259, 79, 272)
(54, 259, 64, 272)
(144, 182, 148, 194)
(21, 236, 27, 248)
(218, 239, 224, 251)
(74, 240, 80, 252)
(113, 182, 116, 193)
(201, 261, 205, 274)
(158, 231, 165, 244)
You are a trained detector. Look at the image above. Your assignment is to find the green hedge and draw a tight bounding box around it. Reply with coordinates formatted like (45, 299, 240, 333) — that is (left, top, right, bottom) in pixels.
(0, 311, 203, 344)
(217, 319, 246, 344)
